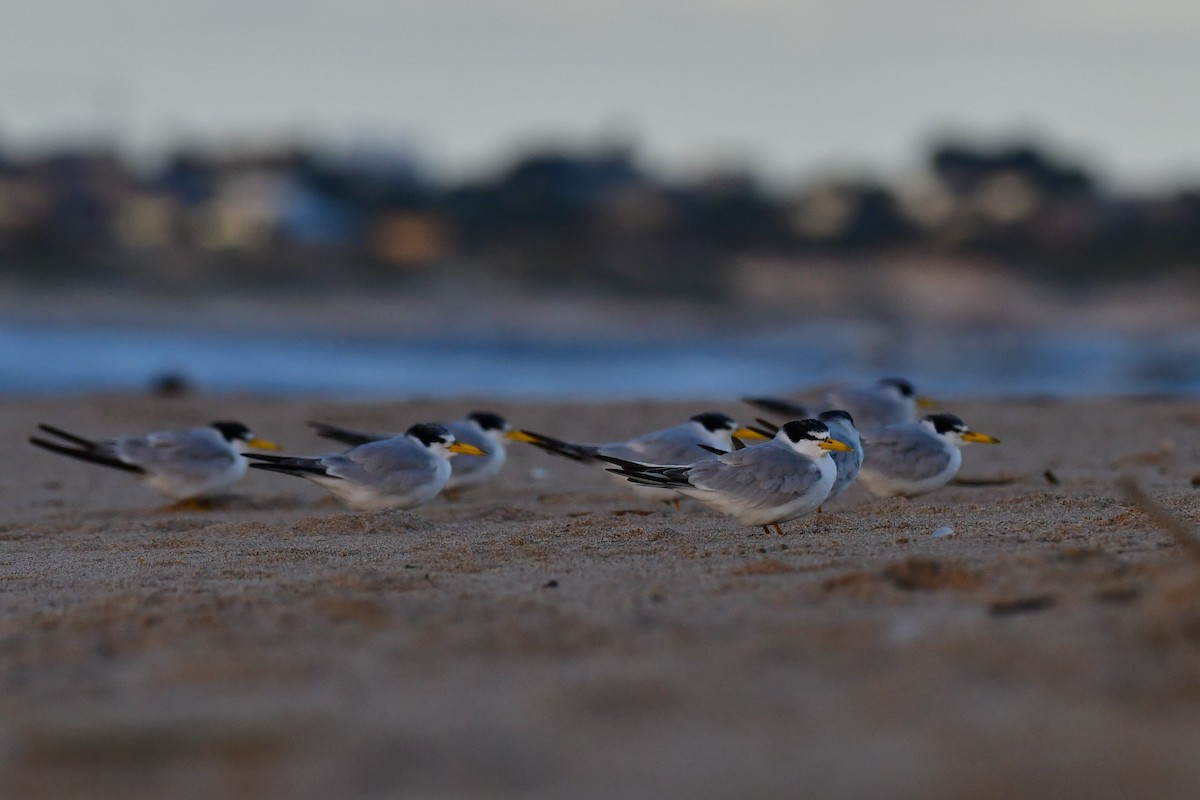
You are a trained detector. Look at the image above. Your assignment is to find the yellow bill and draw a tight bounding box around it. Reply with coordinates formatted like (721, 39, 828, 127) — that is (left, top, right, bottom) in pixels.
(961, 430, 1000, 444)
(916, 396, 938, 410)
(820, 437, 854, 452)
(449, 442, 486, 456)
(506, 430, 541, 443)
(246, 437, 282, 451)
(734, 426, 770, 440)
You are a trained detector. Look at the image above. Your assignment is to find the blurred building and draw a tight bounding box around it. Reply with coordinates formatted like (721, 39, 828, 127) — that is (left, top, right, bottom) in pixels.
(0, 136, 1197, 295)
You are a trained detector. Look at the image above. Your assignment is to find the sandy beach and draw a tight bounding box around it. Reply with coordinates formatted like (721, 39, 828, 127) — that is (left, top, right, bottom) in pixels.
(2, 392, 1200, 799)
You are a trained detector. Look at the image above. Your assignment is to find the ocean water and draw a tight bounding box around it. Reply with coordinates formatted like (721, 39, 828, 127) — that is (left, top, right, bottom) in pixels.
(0, 319, 1198, 399)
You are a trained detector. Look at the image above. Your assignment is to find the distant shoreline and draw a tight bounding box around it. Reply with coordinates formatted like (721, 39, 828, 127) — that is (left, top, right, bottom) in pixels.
(1, 316, 1197, 398)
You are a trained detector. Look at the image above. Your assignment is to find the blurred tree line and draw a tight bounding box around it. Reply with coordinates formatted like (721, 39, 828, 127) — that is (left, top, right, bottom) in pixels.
(1, 136, 1197, 298)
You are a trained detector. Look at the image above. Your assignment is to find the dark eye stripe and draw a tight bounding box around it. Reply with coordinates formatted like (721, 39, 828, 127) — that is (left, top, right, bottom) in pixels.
(781, 419, 831, 442)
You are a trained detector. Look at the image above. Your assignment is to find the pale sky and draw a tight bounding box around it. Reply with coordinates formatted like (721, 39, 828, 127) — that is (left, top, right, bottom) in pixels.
(2, 0, 1197, 187)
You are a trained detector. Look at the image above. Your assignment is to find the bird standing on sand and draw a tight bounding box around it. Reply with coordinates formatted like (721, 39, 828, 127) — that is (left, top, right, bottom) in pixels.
(310, 411, 523, 494)
(511, 412, 767, 499)
(28, 421, 281, 505)
(743, 409, 864, 507)
(812, 410, 863, 503)
(857, 413, 1000, 498)
(825, 378, 931, 429)
(598, 419, 853, 534)
(245, 423, 483, 511)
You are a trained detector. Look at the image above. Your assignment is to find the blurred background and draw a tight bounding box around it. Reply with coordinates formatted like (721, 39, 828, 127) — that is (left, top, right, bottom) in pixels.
(2, 0, 1198, 398)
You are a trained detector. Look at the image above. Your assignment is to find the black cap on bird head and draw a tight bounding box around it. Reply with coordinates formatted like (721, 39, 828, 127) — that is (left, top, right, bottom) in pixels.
(406, 423, 453, 446)
(924, 413, 966, 434)
(467, 411, 509, 432)
(781, 419, 831, 443)
(211, 421, 252, 442)
(690, 412, 737, 433)
(879, 377, 916, 398)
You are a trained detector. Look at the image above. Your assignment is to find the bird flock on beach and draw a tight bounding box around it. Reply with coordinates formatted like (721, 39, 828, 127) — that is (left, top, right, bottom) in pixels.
(28, 378, 1000, 535)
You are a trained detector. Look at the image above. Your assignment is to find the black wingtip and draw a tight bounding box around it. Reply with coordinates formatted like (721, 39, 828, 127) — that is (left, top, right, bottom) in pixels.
(697, 444, 729, 456)
(247, 459, 337, 478)
(247, 462, 308, 478)
(592, 453, 644, 470)
(307, 421, 379, 447)
(29, 437, 143, 473)
(743, 397, 808, 418)
(602, 467, 674, 486)
(594, 454, 686, 487)
(36, 424, 98, 449)
(516, 430, 593, 462)
(242, 453, 290, 463)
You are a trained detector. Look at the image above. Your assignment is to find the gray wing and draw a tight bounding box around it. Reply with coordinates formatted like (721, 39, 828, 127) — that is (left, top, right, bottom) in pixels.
(445, 421, 497, 477)
(824, 388, 905, 428)
(320, 438, 439, 489)
(821, 420, 862, 499)
(112, 429, 235, 478)
(685, 444, 824, 510)
(446, 422, 495, 455)
(603, 424, 715, 464)
(824, 419, 864, 472)
(862, 427, 951, 481)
